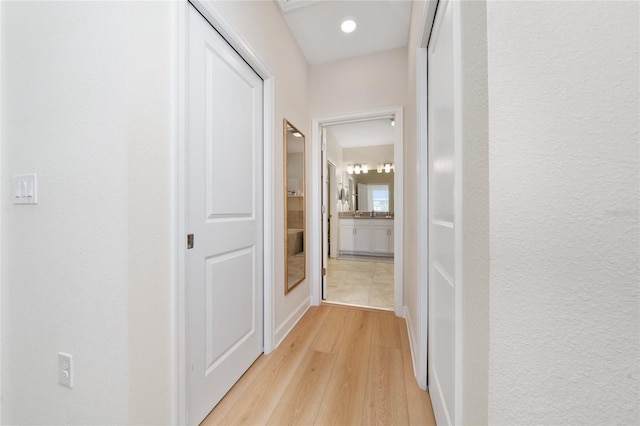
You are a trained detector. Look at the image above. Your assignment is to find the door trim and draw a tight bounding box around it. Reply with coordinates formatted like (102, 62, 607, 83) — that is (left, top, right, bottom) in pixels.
(415, 0, 439, 393)
(174, 1, 275, 423)
(310, 107, 404, 317)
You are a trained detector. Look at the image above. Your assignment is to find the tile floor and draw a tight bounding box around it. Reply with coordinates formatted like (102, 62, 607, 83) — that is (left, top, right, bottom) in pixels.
(325, 257, 394, 310)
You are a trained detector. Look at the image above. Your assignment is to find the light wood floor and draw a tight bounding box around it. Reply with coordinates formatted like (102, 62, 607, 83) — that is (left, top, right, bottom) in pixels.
(201, 305, 436, 426)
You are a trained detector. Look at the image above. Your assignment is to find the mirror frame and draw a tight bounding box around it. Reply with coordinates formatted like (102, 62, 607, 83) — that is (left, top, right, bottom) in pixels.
(284, 119, 306, 294)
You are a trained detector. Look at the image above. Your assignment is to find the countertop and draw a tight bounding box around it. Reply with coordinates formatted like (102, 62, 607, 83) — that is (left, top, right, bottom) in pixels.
(338, 213, 394, 219)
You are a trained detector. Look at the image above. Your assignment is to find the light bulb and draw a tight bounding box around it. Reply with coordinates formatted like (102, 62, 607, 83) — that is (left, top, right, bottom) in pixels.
(362, 164, 368, 173)
(354, 165, 361, 174)
(341, 19, 357, 34)
(347, 165, 354, 174)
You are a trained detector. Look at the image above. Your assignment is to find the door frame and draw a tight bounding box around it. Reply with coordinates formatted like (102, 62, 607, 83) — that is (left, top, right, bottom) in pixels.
(173, 1, 275, 423)
(414, 0, 438, 392)
(310, 107, 404, 316)
(321, 158, 337, 300)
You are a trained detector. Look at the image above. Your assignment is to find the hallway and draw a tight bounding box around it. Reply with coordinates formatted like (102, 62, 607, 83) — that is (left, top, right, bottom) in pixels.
(201, 305, 435, 425)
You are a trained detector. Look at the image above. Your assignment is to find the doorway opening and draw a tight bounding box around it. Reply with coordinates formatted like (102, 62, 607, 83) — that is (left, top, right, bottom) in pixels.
(313, 107, 404, 315)
(322, 118, 396, 310)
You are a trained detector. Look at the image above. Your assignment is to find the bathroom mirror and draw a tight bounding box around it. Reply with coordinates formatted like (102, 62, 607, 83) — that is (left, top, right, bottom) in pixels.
(284, 119, 306, 294)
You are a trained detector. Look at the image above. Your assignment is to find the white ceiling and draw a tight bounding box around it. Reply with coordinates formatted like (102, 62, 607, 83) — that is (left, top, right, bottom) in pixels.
(275, 1, 404, 149)
(275, 0, 412, 65)
(327, 118, 395, 148)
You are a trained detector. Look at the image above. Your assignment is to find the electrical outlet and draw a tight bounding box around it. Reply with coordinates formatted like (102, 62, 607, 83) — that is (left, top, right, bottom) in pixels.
(58, 352, 73, 388)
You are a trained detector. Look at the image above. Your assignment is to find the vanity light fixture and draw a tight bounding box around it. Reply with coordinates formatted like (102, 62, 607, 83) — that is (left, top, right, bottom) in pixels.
(390, 118, 395, 127)
(376, 162, 394, 173)
(287, 124, 302, 138)
(347, 163, 369, 174)
(341, 18, 357, 34)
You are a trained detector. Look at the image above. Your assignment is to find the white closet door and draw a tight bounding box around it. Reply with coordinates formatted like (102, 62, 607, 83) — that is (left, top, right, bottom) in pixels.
(186, 5, 264, 425)
(428, 0, 459, 424)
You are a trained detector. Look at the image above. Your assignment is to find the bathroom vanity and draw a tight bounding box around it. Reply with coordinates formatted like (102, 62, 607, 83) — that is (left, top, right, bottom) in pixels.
(338, 215, 394, 256)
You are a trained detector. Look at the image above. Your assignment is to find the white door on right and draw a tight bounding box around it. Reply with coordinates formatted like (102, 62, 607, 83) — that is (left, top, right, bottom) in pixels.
(428, 0, 458, 424)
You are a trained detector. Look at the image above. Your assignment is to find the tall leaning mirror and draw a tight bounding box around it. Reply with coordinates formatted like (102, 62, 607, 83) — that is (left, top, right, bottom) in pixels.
(284, 119, 306, 294)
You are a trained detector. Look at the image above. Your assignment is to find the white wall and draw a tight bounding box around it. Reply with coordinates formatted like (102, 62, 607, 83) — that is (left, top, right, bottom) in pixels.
(342, 144, 395, 169)
(460, 1, 490, 424)
(486, 1, 639, 424)
(2, 2, 179, 424)
(309, 47, 407, 118)
(2, 1, 311, 423)
(404, 1, 424, 388)
(1, 2, 130, 423)
(127, 2, 174, 423)
(211, 0, 311, 343)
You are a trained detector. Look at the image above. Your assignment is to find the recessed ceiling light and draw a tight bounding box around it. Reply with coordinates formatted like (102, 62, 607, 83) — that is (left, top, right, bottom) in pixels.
(341, 18, 357, 34)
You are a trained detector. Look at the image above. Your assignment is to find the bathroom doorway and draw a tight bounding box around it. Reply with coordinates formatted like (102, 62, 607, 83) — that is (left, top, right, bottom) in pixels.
(321, 115, 398, 311)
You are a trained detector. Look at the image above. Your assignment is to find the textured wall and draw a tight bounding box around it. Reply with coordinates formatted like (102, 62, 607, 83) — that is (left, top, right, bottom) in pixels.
(487, 1, 640, 423)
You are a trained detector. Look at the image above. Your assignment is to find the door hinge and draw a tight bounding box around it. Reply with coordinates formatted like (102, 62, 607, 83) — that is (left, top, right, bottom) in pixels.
(322, 205, 327, 214)
(321, 141, 327, 152)
(187, 234, 194, 249)
(323, 268, 327, 276)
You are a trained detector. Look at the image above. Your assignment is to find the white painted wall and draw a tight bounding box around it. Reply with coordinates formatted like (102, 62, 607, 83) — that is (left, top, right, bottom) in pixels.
(204, 0, 310, 344)
(309, 47, 407, 118)
(404, 0, 424, 386)
(127, 2, 174, 423)
(342, 144, 395, 170)
(486, 1, 639, 423)
(2, 1, 310, 422)
(459, 1, 490, 424)
(1, 2, 130, 423)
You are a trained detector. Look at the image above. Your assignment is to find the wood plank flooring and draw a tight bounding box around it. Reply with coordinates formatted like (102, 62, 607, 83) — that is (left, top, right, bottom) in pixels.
(201, 305, 436, 426)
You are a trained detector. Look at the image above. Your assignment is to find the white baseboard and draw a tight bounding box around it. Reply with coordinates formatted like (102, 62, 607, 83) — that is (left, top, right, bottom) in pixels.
(404, 305, 426, 390)
(274, 297, 311, 348)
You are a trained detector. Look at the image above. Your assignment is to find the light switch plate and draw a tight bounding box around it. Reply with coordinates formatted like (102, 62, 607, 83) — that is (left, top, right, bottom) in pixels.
(13, 173, 37, 204)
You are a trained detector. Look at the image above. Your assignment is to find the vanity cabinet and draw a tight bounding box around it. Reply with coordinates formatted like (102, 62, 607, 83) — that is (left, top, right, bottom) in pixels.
(339, 219, 370, 253)
(339, 218, 394, 256)
(371, 220, 394, 254)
